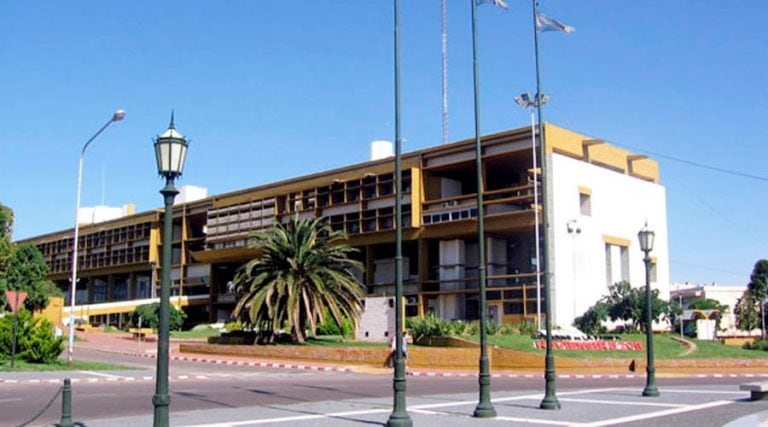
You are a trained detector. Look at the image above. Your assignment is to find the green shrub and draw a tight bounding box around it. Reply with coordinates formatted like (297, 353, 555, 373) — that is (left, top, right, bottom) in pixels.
(407, 316, 536, 339)
(407, 314, 449, 339)
(315, 312, 353, 337)
(224, 321, 242, 332)
(575, 302, 609, 336)
(20, 318, 64, 363)
(129, 303, 187, 331)
(743, 339, 768, 351)
(0, 310, 63, 364)
(514, 321, 538, 337)
(0, 310, 33, 358)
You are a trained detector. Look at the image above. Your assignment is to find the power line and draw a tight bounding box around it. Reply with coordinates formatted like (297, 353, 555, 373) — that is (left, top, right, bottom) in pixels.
(606, 139, 768, 182)
(669, 258, 747, 280)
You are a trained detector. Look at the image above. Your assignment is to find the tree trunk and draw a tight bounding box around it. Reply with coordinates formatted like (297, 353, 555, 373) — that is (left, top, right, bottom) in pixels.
(292, 325, 306, 343)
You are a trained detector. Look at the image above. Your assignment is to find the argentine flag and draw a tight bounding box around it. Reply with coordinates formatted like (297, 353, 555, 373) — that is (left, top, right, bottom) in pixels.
(477, 0, 508, 10)
(536, 13, 575, 33)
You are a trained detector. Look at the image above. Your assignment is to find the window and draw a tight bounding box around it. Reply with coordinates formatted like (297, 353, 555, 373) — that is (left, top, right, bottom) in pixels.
(620, 246, 630, 282)
(605, 244, 612, 288)
(579, 192, 591, 216)
(604, 238, 630, 287)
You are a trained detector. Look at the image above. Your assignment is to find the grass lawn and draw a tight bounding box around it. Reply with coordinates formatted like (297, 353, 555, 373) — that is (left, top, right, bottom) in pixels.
(0, 359, 136, 372)
(278, 335, 387, 348)
(170, 328, 221, 339)
(474, 333, 766, 359)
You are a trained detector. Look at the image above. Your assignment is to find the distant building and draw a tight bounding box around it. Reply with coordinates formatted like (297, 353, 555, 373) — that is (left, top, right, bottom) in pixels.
(18, 124, 668, 329)
(670, 283, 750, 334)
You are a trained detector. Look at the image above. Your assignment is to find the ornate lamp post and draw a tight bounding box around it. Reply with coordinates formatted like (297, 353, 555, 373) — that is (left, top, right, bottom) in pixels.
(68, 109, 125, 367)
(638, 224, 659, 397)
(152, 113, 189, 427)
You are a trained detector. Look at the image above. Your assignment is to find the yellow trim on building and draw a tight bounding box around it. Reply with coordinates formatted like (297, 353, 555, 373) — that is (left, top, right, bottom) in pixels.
(543, 123, 659, 183)
(602, 235, 631, 247)
(578, 186, 592, 196)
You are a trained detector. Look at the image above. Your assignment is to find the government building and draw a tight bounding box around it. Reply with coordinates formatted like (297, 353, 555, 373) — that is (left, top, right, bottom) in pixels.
(19, 123, 669, 329)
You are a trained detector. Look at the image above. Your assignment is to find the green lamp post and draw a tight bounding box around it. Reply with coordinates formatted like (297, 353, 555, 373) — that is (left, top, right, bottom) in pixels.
(386, 0, 411, 425)
(638, 224, 659, 397)
(152, 113, 189, 427)
(470, 0, 496, 418)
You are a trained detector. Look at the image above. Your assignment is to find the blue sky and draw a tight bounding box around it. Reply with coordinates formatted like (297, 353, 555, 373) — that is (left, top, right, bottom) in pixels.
(1, 1, 766, 286)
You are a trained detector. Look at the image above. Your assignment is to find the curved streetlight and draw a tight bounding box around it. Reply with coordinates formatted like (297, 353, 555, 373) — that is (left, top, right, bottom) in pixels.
(152, 112, 189, 427)
(67, 109, 126, 367)
(638, 223, 659, 397)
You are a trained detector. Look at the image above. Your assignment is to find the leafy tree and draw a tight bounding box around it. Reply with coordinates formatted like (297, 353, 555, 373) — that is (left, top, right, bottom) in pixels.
(575, 281, 669, 334)
(0, 203, 13, 284)
(232, 216, 364, 343)
(689, 298, 728, 312)
(735, 291, 761, 332)
(0, 244, 61, 312)
(667, 298, 684, 332)
(748, 260, 768, 339)
(604, 281, 669, 331)
(129, 303, 187, 331)
(0, 203, 13, 239)
(574, 301, 609, 336)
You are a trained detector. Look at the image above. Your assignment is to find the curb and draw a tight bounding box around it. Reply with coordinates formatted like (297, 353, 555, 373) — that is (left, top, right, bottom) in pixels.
(0, 374, 208, 386)
(3, 371, 767, 386)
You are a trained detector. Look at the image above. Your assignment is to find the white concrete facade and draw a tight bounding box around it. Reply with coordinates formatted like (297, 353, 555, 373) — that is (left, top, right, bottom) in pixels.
(548, 153, 670, 328)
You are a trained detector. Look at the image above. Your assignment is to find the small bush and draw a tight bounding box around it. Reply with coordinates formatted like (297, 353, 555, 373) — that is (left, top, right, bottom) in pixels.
(0, 310, 63, 364)
(315, 312, 353, 337)
(743, 339, 768, 351)
(0, 310, 33, 357)
(20, 318, 64, 364)
(224, 321, 242, 332)
(129, 303, 187, 331)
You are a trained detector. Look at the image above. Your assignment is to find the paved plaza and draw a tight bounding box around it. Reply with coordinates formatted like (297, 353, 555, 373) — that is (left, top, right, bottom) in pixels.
(83, 385, 765, 427)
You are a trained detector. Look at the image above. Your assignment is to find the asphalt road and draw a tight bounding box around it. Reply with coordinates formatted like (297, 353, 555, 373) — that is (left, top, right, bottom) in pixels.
(1, 349, 766, 426)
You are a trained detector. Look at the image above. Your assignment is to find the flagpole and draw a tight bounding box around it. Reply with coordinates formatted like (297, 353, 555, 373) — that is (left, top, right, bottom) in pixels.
(441, 0, 449, 145)
(533, 0, 561, 410)
(530, 110, 542, 331)
(471, 0, 496, 418)
(387, 0, 412, 425)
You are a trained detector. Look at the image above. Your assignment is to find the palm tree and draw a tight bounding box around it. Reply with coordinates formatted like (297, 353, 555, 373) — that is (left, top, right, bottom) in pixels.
(232, 216, 364, 343)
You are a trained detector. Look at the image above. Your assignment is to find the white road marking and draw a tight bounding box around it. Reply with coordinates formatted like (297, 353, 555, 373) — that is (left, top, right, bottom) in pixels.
(182, 388, 621, 427)
(558, 397, 683, 408)
(494, 415, 579, 426)
(582, 399, 735, 427)
(179, 387, 735, 427)
(661, 389, 744, 395)
(78, 371, 124, 379)
(181, 408, 391, 426)
(76, 393, 117, 398)
(0, 398, 22, 403)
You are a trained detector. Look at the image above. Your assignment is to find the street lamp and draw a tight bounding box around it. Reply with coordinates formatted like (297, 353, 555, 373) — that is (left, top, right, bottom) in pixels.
(67, 109, 125, 367)
(152, 112, 189, 427)
(386, 1, 411, 426)
(638, 223, 659, 397)
(514, 93, 548, 330)
(470, 0, 496, 418)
